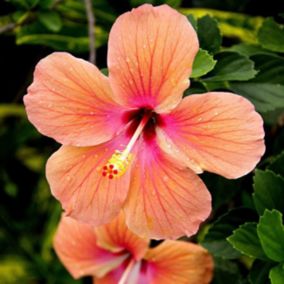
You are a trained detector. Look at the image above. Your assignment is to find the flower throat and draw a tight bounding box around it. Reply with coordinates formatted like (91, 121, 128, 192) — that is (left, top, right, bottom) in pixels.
(101, 110, 153, 179)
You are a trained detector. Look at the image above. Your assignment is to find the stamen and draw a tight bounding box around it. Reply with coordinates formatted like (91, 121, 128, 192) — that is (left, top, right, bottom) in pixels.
(101, 111, 152, 179)
(118, 259, 136, 284)
(101, 151, 133, 179)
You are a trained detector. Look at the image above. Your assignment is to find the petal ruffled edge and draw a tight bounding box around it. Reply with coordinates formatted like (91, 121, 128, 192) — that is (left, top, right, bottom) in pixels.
(24, 52, 125, 147)
(108, 4, 199, 113)
(53, 215, 128, 279)
(95, 212, 149, 261)
(46, 135, 132, 226)
(123, 140, 211, 240)
(143, 240, 214, 284)
(157, 92, 265, 179)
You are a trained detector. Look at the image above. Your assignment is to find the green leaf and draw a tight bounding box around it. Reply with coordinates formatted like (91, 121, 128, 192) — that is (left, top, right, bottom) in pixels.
(16, 21, 108, 52)
(269, 264, 284, 284)
(227, 222, 268, 260)
(38, 0, 56, 9)
(253, 170, 284, 215)
(202, 173, 242, 210)
(57, 0, 116, 25)
(197, 15, 221, 54)
(164, 0, 182, 8)
(0, 256, 30, 283)
(227, 43, 273, 57)
(27, 0, 39, 8)
(38, 11, 62, 32)
(179, 8, 264, 44)
(212, 257, 242, 284)
(16, 146, 45, 172)
(268, 151, 284, 176)
(100, 68, 108, 76)
(41, 203, 61, 261)
(184, 81, 208, 96)
(0, 104, 26, 118)
(203, 52, 257, 82)
(258, 18, 284, 53)
(202, 240, 241, 260)
(261, 108, 284, 125)
(251, 54, 284, 85)
(56, 0, 87, 21)
(187, 14, 197, 30)
(131, 0, 182, 7)
(9, 0, 39, 9)
(249, 260, 275, 284)
(191, 49, 216, 78)
(203, 208, 257, 259)
(0, 14, 15, 29)
(130, 0, 154, 6)
(229, 82, 284, 113)
(257, 209, 284, 262)
(205, 52, 284, 113)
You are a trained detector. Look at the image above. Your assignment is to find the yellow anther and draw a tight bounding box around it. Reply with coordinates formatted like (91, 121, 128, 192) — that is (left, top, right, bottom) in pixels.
(101, 111, 152, 179)
(102, 150, 133, 179)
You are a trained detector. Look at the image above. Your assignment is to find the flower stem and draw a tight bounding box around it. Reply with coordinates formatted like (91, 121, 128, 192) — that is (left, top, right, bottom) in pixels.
(84, 0, 96, 64)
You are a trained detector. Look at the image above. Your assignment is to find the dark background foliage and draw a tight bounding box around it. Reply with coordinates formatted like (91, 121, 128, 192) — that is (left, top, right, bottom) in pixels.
(0, 0, 284, 283)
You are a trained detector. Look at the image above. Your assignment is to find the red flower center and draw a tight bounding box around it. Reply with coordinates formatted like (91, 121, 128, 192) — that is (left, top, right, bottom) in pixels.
(101, 107, 165, 179)
(123, 107, 165, 142)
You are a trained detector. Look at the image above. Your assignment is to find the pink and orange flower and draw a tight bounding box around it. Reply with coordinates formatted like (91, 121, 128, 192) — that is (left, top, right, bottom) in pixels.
(24, 4, 265, 239)
(54, 213, 213, 284)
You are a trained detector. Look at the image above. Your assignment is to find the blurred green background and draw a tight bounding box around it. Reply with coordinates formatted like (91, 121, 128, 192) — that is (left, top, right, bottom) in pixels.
(0, 0, 284, 283)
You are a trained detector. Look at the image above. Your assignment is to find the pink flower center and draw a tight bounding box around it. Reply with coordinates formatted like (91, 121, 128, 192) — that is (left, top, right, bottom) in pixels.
(101, 108, 164, 179)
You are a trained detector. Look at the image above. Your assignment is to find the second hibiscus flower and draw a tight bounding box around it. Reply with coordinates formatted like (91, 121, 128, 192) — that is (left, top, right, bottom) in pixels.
(24, 4, 265, 239)
(54, 213, 213, 283)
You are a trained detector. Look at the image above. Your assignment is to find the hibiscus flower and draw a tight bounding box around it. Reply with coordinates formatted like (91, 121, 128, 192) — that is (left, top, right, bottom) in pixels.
(24, 4, 265, 239)
(54, 213, 213, 284)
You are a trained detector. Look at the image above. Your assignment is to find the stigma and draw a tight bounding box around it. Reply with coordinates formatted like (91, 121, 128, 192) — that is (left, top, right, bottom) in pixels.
(102, 150, 133, 179)
(101, 109, 152, 179)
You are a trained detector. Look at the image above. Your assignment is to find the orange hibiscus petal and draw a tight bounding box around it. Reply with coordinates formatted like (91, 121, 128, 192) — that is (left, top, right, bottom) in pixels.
(123, 142, 211, 240)
(53, 216, 128, 279)
(108, 4, 198, 112)
(158, 92, 265, 179)
(24, 52, 125, 147)
(46, 137, 131, 226)
(95, 212, 149, 261)
(143, 240, 214, 284)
